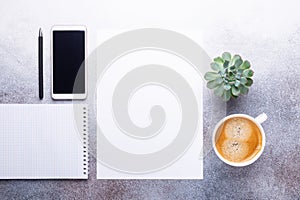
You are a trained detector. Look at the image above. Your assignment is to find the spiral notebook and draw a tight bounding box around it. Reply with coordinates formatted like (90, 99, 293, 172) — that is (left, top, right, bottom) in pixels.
(0, 104, 88, 179)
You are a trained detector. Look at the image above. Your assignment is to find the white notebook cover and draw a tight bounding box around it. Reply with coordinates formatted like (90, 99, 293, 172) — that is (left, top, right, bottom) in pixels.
(0, 104, 88, 179)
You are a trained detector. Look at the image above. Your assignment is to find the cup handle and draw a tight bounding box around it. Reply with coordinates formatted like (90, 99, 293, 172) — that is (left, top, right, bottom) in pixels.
(255, 113, 268, 124)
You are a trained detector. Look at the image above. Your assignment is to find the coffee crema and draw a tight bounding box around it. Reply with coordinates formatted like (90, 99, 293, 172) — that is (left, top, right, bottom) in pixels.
(215, 117, 262, 163)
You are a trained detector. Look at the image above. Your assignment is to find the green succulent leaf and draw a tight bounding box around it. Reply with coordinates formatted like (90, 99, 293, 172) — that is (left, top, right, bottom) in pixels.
(234, 58, 243, 68)
(237, 69, 243, 75)
(245, 78, 253, 87)
(219, 69, 226, 77)
(204, 72, 220, 81)
(222, 90, 231, 101)
(240, 60, 251, 70)
(214, 83, 225, 97)
(240, 85, 249, 95)
(223, 60, 229, 68)
(235, 74, 241, 80)
(224, 84, 231, 91)
(222, 52, 231, 62)
(234, 80, 241, 87)
(243, 69, 254, 77)
(216, 77, 224, 84)
(240, 77, 247, 85)
(231, 86, 240, 96)
(213, 57, 224, 64)
(207, 79, 220, 89)
(229, 55, 241, 67)
(210, 62, 223, 71)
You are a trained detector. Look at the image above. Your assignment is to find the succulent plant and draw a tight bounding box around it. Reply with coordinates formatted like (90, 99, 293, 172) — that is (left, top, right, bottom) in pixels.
(204, 52, 254, 101)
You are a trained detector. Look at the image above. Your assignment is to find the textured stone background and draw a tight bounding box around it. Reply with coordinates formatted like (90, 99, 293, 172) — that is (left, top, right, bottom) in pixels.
(0, 0, 299, 199)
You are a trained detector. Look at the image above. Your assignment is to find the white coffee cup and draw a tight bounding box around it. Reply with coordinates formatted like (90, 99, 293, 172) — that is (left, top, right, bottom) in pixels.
(212, 113, 267, 167)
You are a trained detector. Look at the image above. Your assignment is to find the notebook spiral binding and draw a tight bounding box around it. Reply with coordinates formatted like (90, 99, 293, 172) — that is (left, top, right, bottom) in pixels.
(82, 106, 88, 175)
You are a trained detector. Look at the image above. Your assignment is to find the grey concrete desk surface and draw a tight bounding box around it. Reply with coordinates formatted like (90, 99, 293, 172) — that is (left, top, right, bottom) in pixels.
(0, 0, 299, 199)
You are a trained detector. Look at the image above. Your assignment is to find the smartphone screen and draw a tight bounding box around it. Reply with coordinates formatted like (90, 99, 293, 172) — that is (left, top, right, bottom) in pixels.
(53, 30, 85, 94)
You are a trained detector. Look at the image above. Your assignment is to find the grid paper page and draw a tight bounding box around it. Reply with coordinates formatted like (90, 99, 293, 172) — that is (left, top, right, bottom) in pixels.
(0, 104, 88, 179)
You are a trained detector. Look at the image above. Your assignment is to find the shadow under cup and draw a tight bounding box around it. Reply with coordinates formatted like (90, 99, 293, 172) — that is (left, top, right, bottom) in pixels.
(212, 114, 266, 167)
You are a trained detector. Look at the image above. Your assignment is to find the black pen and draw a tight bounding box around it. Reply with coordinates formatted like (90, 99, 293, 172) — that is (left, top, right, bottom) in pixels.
(38, 28, 43, 99)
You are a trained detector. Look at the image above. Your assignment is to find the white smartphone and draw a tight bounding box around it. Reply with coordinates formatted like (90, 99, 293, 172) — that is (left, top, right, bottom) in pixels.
(51, 25, 87, 100)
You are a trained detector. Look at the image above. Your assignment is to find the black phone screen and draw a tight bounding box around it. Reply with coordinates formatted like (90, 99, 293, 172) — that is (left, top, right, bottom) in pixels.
(53, 30, 85, 94)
